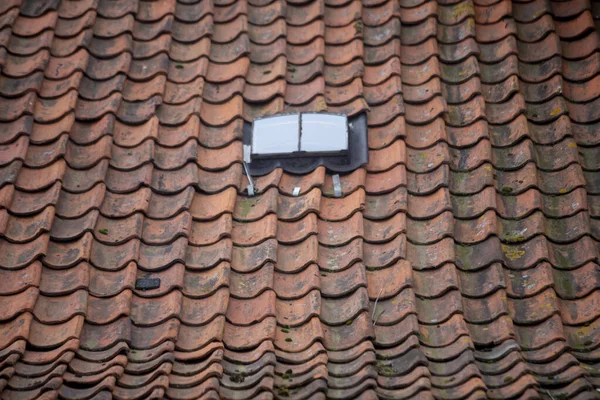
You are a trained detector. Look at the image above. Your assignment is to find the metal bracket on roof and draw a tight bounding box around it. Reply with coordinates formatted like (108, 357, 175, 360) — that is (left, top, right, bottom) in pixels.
(243, 161, 255, 196)
(243, 144, 252, 164)
(243, 144, 256, 196)
(292, 187, 301, 197)
(332, 174, 342, 198)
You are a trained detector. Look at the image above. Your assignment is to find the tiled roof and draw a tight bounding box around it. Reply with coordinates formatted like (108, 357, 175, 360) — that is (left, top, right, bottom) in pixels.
(0, 0, 599, 399)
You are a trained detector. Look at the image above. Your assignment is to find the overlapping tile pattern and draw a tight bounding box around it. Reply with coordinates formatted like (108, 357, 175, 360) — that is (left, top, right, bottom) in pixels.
(0, 0, 599, 399)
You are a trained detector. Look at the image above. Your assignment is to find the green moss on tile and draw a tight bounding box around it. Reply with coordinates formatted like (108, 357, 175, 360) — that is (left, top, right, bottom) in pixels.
(354, 20, 363, 34)
(502, 233, 526, 243)
(551, 247, 570, 269)
(454, 244, 473, 270)
(229, 373, 245, 383)
(280, 369, 293, 380)
(236, 198, 254, 218)
(553, 278, 575, 301)
(83, 336, 100, 349)
(375, 360, 395, 376)
(501, 245, 525, 260)
(276, 385, 290, 397)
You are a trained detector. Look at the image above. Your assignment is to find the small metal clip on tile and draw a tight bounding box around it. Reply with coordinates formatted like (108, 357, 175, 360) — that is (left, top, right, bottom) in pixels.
(332, 174, 342, 198)
(292, 187, 301, 197)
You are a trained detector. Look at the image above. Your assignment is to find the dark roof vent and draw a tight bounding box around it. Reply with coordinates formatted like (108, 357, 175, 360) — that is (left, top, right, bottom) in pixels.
(243, 112, 368, 176)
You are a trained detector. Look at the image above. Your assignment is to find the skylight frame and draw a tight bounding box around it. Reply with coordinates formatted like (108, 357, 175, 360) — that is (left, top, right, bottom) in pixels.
(242, 111, 369, 177)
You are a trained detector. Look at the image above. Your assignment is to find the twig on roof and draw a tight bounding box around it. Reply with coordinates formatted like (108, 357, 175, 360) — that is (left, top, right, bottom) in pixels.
(372, 287, 384, 326)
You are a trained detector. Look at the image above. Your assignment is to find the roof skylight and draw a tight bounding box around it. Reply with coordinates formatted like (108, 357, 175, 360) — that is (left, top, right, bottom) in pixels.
(251, 113, 349, 159)
(300, 113, 348, 153)
(242, 111, 368, 177)
(251, 114, 300, 157)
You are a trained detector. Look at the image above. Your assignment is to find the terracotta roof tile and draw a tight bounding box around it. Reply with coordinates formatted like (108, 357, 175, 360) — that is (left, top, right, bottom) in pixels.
(0, 0, 598, 398)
